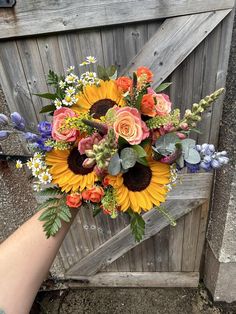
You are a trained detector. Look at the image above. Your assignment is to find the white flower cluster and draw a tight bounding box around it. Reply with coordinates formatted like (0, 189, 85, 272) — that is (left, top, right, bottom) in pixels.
(54, 57, 100, 109)
(26, 153, 52, 188)
(166, 164, 178, 192)
(79, 71, 100, 87)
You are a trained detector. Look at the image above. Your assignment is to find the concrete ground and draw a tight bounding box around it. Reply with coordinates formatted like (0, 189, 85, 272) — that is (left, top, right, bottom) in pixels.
(32, 286, 236, 314)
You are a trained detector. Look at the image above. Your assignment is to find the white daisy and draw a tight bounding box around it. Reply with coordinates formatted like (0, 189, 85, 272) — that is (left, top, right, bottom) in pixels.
(65, 74, 78, 84)
(39, 171, 52, 184)
(85, 56, 97, 64)
(33, 183, 42, 192)
(62, 95, 76, 107)
(59, 80, 66, 89)
(65, 87, 76, 95)
(54, 98, 62, 109)
(16, 160, 23, 169)
(67, 65, 75, 72)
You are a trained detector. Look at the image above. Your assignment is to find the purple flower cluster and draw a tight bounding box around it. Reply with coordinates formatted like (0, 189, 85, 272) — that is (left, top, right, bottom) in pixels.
(35, 121, 53, 151)
(11, 112, 26, 131)
(196, 143, 229, 171)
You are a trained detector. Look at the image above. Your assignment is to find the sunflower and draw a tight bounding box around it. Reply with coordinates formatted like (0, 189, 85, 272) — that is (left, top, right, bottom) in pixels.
(107, 161, 170, 213)
(45, 147, 97, 193)
(71, 80, 124, 118)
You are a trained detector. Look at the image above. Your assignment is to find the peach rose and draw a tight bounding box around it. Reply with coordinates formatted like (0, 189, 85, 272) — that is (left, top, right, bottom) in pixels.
(141, 94, 156, 117)
(66, 193, 82, 208)
(116, 77, 132, 93)
(113, 107, 149, 145)
(52, 107, 77, 142)
(137, 66, 153, 82)
(154, 93, 172, 116)
(82, 186, 104, 203)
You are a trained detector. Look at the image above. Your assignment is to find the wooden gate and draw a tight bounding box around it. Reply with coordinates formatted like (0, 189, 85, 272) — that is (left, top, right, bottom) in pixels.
(0, 1, 234, 287)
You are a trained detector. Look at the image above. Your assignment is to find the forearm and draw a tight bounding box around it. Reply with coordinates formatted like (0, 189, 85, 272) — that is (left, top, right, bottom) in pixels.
(0, 208, 78, 314)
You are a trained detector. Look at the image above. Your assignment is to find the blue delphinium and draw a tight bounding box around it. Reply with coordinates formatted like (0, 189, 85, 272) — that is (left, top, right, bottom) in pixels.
(196, 144, 229, 171)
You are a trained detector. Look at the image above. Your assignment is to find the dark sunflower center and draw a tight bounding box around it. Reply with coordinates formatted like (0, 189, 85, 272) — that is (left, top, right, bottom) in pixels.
(123, 163, 152, 192)
(90, 99, 117, 119)
(67, 147, 94, 175)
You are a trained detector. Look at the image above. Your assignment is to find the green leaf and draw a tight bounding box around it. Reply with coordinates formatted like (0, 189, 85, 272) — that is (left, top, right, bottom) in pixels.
(33, 93, 57, 100)
(37, 198, 59, 212)
(190, 128, 202, 134)
(107, 65, 117, 79)
(132, 145, 147, 158)
(118, 136, 129, 149)
(155, 82, 172, 93)
(137, 156, 148, 166)
(155, 205, 176, 227)
(40, 105, 56, 114)
(120, 147, 137, 170)
(97, 64, 109, 81)
(92, 204, 102, 217)
(108, 152, 121, 175)
(128, 209, 145, 242)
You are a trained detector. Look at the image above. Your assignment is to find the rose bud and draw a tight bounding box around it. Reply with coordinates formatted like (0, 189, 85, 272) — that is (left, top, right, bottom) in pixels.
(66, 193, 82, 208)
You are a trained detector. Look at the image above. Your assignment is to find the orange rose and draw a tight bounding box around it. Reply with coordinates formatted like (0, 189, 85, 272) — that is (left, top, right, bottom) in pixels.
(137, 66, 153, 82)
(141, 94, 156, 117)
(82, 186, 104, 203)
(116, 77, 132, 93)
(66, 193, 82, 208)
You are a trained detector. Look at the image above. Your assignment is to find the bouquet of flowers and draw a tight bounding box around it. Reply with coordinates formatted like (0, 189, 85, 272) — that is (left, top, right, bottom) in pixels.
(0, 56, 229, 241)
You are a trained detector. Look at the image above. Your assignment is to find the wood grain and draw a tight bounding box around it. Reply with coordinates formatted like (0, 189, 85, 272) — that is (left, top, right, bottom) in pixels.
(67, 271, 199, 287)
(0, 1, 234, 39)
(65, 199, 205, 276)
(122, 10, 231, 88)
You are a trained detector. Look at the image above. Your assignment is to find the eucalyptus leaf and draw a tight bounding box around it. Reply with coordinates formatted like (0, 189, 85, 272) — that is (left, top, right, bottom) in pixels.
(184, 148, 201, 164)
(137, 157, 148, 166)
(176, 155, 184, 168)
(120, 147, 137, 170)
(108, 152, 121, 175)
(154, 133, 180, 156)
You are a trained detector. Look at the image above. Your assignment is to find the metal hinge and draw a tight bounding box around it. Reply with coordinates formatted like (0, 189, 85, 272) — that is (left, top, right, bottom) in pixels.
(0, 0, 16, 8)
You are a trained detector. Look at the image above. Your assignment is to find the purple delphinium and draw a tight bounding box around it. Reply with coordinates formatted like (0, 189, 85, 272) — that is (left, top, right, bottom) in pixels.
(38, 121, 52, 138)
(36, 121, 53, 152)
(11, 112, 25, 131)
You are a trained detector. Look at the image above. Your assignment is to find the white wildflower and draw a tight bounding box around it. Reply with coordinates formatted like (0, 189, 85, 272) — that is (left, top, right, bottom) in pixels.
(59, 80, 66, 89)
(38, 171, 52, 184)
(85, 56, 97, 64)
(33, 183, 42, 192)
(65, 73, 78, 84)
(65, 87, 76, 95)
(16, 160, 23, 169)
(54, 98, 62, 109)
(67, 65, 75, 72)
(62, 94, 76, 107)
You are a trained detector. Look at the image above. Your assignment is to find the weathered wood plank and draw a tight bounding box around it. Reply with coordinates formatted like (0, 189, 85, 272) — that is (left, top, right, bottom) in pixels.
(167, 173, 213, 200)
(122, 10, 231, 88)
(0, 1, 234, 39)
(67, 271, 199, 287)
(16, 38, 49, 118)
(194, 201, 210, 272)
(0, 41, 38, 128)
(154, 227, 170, 271)
(182, 205, 202, 271)
(168, 217, 185, 271)
(65, 199, 205, 276)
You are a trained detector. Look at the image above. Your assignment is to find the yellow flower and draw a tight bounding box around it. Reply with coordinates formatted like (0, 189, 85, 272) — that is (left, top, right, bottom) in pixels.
(46, 148, 98, 192)
(107, 161, 170, 214)
(71, 80, 124, 118)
